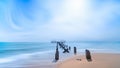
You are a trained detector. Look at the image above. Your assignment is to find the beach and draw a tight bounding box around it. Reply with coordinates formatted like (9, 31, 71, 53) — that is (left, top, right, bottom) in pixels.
(21, 53, 120, 68)
(57, 53, 120, 68)
(22, 53, 120, 68)
(0, 42, 120, 68)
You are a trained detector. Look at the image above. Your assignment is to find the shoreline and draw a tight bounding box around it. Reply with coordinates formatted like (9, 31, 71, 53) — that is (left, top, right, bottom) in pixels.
(1, 53, 120, 68)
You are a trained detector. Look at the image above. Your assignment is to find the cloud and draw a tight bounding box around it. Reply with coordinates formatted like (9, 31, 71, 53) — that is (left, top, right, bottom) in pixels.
(0, 0, 120, 42)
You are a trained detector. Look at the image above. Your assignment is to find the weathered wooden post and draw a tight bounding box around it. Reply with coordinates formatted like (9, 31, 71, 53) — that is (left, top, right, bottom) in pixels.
(55, 45, 59, 61)
(69, 46, 71, 51)
(74, 47, 77, 55)
(85, 49, 92, 61)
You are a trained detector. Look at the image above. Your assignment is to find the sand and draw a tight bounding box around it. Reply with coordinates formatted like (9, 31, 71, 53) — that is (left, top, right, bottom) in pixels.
(57, 53, 120, 68)
(23, 53, 120, 68)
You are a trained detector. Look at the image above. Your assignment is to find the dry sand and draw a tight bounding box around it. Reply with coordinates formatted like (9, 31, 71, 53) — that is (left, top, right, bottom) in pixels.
(57, 53, 120, 68)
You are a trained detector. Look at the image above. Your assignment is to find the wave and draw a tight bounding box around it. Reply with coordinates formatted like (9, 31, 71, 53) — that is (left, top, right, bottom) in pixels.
(0, 48, 119, 64)
(0, 50, 54, 64)
(0, 47, 43, 53)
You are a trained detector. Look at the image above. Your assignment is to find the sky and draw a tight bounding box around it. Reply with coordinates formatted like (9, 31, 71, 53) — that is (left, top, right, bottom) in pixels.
(0, 0, 120, 42)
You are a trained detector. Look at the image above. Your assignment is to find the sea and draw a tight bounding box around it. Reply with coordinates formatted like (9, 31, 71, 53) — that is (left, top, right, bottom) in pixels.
(0, 42, 120, 68)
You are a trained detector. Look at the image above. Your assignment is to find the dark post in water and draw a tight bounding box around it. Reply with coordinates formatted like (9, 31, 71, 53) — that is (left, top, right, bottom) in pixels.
(85, 49, 92, 62)
(69, 46, 71, 51)
(74, 47, 77, 55)
(55, 45, 59, 61)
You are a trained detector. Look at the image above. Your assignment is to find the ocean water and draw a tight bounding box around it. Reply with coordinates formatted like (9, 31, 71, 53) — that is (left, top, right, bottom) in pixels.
(0, 42, 120, 68)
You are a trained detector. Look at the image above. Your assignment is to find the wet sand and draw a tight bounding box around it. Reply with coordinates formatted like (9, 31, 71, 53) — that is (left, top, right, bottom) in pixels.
(57, 53, 120, 68)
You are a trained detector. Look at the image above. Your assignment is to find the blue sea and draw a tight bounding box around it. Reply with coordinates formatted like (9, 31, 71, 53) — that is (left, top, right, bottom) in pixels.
(0, 42, 120, 68)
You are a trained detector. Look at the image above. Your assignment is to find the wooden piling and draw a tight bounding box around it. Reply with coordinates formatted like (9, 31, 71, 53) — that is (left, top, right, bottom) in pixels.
(69, 46, 71, 51)
(85, 49, 92, 62)
(55, 45, 59, 61)
(74, 47, 77, 55)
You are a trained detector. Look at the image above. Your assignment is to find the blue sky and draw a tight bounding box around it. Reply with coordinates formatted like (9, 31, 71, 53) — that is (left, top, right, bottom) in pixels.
(0, 0, 120, 42)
